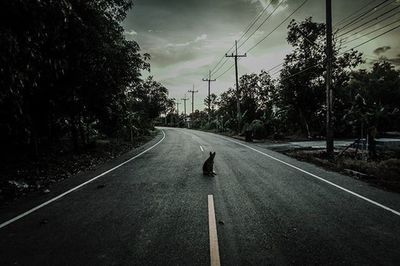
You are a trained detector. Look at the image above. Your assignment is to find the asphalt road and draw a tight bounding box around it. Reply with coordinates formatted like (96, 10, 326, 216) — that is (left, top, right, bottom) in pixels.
(1, 127, 400, 265)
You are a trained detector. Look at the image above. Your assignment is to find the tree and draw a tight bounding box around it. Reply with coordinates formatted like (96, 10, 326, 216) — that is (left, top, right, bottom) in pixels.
(276, 17, 363, 138)
(0, 0, 163, 157)
(345, 60, 400, 134)
(204, 93, 218, 114)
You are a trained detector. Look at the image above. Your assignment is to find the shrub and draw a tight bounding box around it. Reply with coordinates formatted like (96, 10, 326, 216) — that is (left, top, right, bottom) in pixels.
(251, 120, 265, 139)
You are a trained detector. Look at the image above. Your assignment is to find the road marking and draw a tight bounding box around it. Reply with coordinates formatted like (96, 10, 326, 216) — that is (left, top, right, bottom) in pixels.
(0, 130, 166, 230)
(208, 195, 221, 266)
(222, 137, 400, 217)
(200, 145, 204, 152)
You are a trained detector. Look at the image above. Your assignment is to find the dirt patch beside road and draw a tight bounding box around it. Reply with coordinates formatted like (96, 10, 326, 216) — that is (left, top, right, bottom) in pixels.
(0, 131, 159, 204)
(286, 149, 400, 193)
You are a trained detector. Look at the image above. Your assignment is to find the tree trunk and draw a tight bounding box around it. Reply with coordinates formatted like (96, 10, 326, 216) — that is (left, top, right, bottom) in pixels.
(70, 116, 79, 152)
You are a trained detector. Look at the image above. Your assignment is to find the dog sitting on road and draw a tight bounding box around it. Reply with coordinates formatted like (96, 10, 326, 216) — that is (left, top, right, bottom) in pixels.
(203, 152, 216, 176)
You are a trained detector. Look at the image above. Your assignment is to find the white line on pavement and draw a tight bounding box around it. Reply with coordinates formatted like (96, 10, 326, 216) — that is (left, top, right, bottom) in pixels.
(200, 145, 204, 152)
(222, 137, 400, 217)
(0, 130, 167, 229)
(208, 195, 221, 266)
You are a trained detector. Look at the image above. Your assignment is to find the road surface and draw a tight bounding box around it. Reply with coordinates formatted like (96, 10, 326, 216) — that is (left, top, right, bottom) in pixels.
(1, 127, 399, 265)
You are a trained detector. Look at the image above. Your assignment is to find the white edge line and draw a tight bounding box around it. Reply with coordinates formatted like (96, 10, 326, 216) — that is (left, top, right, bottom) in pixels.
(208, 195, 221, 266)
(200, 145, 204, 152)
(220, 136, 400, 217)
(0, 130, 166, 229)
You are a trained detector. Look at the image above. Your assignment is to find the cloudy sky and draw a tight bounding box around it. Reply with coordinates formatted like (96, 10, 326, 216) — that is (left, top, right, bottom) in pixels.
(122, 0, 400, 111)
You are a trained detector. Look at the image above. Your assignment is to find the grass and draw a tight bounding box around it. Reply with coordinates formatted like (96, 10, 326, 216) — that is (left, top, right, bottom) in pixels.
(286, 148, 400, 193)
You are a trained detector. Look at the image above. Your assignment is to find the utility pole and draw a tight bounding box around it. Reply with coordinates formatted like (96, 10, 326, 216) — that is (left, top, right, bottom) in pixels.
(202, 70, 216, 122)
(176, 101, 180, 115)
(326, 0, 334, 157)
(181, 95, 189, 117)
(226, 40, 246, 132)
(188, 85, 198, 115)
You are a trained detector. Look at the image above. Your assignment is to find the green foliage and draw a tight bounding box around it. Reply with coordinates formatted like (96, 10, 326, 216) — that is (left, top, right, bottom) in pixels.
(0, 0, 172, 156)
(276, 17, 363, 138)
(190, 110, 208, 129)
(344, 61, 400, 135)
(250, 120, 265, 139)
(214, 71, 275, 133)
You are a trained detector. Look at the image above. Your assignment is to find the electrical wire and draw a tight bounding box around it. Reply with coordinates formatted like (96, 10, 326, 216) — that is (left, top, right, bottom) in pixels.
(343, 22, 400, 52)
(343, 18, 400, 45)
(335, 0, 379, 27)
(337, 5, 400, 38)
(337, 0, 392, 32)
(237, 0, 274, 44)
(236, 0, 285, 50)
(275, 22, 400, 81)
(245, 0, 309, 53)
(212, 0, 309, 79)
(209, 0, 276, 76)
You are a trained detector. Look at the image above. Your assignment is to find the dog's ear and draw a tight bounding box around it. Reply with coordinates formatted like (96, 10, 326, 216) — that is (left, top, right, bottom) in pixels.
(210, 152, 212, 156)
(213, 152, 216, 156)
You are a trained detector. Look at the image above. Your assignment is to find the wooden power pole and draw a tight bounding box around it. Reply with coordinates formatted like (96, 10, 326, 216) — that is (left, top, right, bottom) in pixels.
(202, 70, 216, 122)
(188, 85, 198, 115)
(326, 0, 334, 157)
(176, 101, 180, 115)
(226, 40, 246, 132)
(181, 95, 189, 117)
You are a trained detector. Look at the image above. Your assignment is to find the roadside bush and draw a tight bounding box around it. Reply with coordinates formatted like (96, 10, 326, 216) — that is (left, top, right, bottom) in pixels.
(224, 118, 237, 131)
(251, 120, 265, 139)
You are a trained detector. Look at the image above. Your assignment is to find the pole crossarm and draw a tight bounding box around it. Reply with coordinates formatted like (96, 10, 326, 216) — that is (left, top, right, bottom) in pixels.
(225, 40, 246, 131)
(202, 70, 217, 121)
(188, 85, 199, 115)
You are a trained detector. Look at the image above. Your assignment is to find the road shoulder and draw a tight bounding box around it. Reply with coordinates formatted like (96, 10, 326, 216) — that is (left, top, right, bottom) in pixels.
(0, 130, 164, 225)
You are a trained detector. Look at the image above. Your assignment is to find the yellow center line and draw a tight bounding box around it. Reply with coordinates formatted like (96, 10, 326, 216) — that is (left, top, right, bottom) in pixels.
(208, 195, 221, 266)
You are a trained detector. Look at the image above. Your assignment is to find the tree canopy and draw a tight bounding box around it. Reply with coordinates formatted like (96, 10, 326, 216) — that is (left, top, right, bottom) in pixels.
(0, 0, 172, 156)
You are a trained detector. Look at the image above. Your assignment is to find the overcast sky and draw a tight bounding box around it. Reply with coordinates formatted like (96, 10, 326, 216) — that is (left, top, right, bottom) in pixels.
(122, 0, 400, 111)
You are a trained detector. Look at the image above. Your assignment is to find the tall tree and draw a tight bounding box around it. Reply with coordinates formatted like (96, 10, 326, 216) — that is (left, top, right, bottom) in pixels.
(276, 17, 362, 138)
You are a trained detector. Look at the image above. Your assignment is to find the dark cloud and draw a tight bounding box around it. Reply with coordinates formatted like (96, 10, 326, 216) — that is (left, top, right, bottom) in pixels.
(373, 46, 391, 55)
(122, 0, 400, 104)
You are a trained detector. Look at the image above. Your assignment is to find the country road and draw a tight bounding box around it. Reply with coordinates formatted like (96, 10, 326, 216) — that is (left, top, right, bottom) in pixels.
(1, 127, 400, 265)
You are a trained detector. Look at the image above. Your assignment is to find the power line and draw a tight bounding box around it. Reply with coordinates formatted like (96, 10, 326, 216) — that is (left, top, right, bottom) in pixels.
(211, 0, 305, 78)
(214, 62, 235, 80)
(237, 0, 285, 51)
(266, 62, 284, 73)
(213, 0, 308, 79)
(209, 0, 276, 76)
(210, 43, 235, 75)
(343, 18, 400, 45)
(343, 22, 400, 52)
(337, 0, 392, 32)
(211, 57, 231, 77)
(337, 4, 400, 38)
(237, 0, 274, 44)
(245, 0, 309, 53)
(335, 0, 379, 27)
(339, 10, 400, 41)
(279, 64, 320, 82)
(276, 21, 400, 81)
(212, 0, 396, 82)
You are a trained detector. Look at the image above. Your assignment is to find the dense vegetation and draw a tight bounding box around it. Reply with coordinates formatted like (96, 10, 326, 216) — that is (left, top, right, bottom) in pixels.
(0, 0, 173, 158)
(0, 0, 175, 200)
(165, 18, 400, 142)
